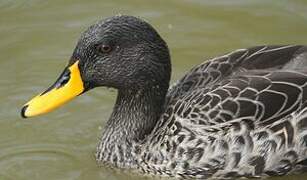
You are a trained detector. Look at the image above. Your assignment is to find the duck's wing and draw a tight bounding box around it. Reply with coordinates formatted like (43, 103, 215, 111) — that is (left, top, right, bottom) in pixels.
(167, 45, 307, 101)
(162, 45, 307, 130)
(147, 45, 307, 178)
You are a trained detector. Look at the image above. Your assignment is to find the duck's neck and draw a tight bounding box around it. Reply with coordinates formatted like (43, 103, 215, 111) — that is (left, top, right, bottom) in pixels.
(96, 86, 167, 167)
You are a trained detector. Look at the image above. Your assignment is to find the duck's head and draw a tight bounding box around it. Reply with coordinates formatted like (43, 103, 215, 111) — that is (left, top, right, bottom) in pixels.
(21, 15, 171, 118)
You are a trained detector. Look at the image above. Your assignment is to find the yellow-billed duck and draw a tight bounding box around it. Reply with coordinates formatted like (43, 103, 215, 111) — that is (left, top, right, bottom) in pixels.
(21, 15, 307, 179)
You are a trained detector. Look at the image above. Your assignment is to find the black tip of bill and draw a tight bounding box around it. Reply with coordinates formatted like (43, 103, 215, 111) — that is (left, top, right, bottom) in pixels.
(21, 105, 28, 118)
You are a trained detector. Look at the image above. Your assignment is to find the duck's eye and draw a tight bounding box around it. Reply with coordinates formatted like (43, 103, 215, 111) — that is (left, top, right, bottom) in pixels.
(98, 44, 112, 53)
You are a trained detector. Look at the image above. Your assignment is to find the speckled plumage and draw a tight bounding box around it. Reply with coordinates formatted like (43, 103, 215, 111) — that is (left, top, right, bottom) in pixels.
(135, 45, 307, 178)
(58, 16, 307, 178)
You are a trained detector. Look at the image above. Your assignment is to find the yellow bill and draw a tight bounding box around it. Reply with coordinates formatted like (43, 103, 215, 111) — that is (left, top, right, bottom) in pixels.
(21, 61, 84, 118)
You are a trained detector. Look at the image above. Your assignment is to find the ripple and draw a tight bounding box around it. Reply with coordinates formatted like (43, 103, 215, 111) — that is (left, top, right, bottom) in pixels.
(0, 143, 76, 161)
(0, 143, 80, 179)
(0, 0, 45, 11)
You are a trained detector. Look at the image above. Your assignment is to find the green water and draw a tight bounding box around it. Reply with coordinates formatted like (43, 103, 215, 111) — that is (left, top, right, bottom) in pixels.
(1, 0, 307, 179)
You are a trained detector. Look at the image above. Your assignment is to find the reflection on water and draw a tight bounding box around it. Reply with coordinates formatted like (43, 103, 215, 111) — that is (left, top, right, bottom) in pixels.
(1, 0, 307, 179)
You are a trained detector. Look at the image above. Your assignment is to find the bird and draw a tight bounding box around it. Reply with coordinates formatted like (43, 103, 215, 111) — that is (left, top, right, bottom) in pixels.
(21, 15, 307, 179)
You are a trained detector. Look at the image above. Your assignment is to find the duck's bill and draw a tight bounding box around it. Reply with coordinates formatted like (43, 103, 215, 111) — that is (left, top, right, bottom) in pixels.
(21, 61, 84, 118)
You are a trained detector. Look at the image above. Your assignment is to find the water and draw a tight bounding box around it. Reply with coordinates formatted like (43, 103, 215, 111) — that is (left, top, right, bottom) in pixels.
(1, 0, 307, 179)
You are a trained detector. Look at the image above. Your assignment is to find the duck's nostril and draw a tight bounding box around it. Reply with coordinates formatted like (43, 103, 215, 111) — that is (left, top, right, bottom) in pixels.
(40, 68, 71, 96)
(57, 70, 71, 88)
(21, 105, 29, 118)
(59, 75, 70, 87)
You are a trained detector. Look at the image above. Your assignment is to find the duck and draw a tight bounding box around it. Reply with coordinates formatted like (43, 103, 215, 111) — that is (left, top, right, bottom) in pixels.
(21, 15, 307, 179)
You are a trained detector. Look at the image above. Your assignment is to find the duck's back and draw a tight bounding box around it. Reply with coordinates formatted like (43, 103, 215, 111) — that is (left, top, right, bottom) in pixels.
(142, 45, 307, 178)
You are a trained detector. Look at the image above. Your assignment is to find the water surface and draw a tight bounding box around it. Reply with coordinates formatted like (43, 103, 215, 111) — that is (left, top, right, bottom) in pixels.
(1, 0, 307, 179)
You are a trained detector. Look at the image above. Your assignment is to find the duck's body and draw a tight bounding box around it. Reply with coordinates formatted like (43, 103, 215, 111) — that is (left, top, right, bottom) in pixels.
(22, 16, 307, 179)
(96, 45, 307, 178)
